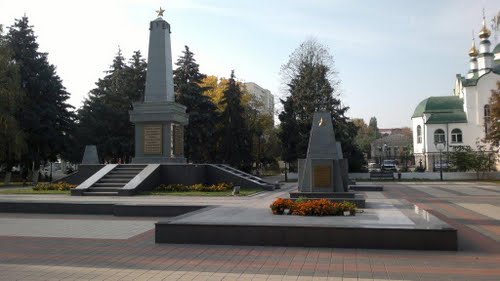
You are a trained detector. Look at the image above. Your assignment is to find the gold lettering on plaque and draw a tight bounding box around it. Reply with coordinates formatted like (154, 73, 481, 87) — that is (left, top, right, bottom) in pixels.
(172, 125, 184, 157)
(313, 165, 331, 187)
(144, 124, 162, 155)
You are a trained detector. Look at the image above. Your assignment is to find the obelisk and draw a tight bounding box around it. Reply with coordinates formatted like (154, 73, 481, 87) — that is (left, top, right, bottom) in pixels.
(129, 8, 188, 163)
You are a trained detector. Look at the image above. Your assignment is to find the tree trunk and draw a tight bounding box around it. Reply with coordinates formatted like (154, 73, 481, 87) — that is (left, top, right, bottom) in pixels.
(32, 169, 40, 185)
(3, 172, 12, 186)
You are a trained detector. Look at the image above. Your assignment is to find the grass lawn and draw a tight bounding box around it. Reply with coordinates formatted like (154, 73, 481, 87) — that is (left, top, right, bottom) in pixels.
(0, 188, 70, 195)
(140, 187, 263, 196)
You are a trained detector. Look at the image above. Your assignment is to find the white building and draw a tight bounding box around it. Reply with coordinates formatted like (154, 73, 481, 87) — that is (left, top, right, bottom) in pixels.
(412, 16, 500, 171)
(244, 82, 275, 118)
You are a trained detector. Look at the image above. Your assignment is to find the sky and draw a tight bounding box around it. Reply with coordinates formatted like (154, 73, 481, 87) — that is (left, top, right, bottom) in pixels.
(0, 0, 499, 128)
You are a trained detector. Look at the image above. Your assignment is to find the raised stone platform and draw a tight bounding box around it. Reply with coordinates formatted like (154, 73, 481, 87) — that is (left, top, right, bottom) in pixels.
(155, 199, 457, 250)
(350, 185, 384, 191)
(0, 200, 207, 217)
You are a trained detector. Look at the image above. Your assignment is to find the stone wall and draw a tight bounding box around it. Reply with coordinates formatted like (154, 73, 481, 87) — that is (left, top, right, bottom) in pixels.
(349, 172, 500, 180)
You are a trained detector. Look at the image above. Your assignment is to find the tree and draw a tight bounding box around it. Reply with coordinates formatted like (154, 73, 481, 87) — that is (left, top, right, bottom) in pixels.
(173, 46, 218, 163)
(0, 24, 26, 184)
(219, 70, 252, 170)
(368, 117, 380, 139)
(490, 10, 500, 43)
(486, 81, 500, 146)
(76, 49, 146, 163)
(6, 16, 75, 183)
(448, 141, 496, 179)
(278, 39, 364, 171)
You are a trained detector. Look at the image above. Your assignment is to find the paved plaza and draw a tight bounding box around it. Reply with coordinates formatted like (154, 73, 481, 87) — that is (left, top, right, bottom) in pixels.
(0, 181, 499, 280)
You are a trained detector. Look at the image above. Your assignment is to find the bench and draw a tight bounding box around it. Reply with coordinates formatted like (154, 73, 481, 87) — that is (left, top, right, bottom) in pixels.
(369, 171, 394, 180)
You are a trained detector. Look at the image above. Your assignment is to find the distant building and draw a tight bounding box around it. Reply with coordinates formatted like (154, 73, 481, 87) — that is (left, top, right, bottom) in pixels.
(371, 134, 412, 166)
(411, 15, 500, 171)
(244, 82, 275, 119)
(379, 128, 406, 136)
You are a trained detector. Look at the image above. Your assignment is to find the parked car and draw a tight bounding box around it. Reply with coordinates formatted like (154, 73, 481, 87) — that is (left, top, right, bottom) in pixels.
(381, 160, 397, 172)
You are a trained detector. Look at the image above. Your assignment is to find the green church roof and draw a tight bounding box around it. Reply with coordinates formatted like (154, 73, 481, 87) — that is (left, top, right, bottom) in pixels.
(412, 96, 467, 124)
(493, 43, 500, 54)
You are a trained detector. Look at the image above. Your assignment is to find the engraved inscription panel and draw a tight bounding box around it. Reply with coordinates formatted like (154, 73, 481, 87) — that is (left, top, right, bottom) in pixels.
(313, 165, 331, 187)
(172, 125, 184, 157)
(144, 124, 162, 155)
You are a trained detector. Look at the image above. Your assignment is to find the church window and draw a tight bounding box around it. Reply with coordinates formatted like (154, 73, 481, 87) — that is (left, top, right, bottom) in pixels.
(417, 125, 422, 143)
(484, 105, 491, 134)
(434, 129, 445, 143)
(451, 129, 462, 143)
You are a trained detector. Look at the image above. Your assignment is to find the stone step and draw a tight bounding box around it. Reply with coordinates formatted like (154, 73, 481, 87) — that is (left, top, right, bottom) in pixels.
(93, 182, 125, 187)
(82, 191, 119, 196)
(109, 170, 141, 174)
(115, 167, 144, 170)
(88, 187, 122, 192)
(98, 178, 130, 183)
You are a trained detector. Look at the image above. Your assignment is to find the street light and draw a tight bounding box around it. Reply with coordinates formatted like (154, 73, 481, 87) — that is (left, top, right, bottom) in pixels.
(435, 141, 446, 181)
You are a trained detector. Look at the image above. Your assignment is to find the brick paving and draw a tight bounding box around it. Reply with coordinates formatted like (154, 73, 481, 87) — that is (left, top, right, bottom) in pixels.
(0, 182, 499, 280)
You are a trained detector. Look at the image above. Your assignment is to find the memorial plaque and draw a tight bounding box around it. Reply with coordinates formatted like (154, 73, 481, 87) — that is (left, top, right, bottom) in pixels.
(313, 165, 331, 187)
(172, 124, 184, 157)
(144, 124, 162, 155)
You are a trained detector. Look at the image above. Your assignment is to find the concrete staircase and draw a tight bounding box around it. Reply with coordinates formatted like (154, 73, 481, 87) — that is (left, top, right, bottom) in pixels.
(210, 164, 277, 191)
(83, 165, 146, 196)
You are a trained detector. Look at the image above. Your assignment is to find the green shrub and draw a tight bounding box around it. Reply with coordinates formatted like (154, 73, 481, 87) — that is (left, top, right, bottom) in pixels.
(154, 183, 233, 192)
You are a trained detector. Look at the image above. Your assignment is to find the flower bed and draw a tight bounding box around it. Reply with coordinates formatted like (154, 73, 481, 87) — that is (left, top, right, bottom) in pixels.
(270, 198, 356, 216)
(32, 182, 76, 191)
(155, 183, 233, 192)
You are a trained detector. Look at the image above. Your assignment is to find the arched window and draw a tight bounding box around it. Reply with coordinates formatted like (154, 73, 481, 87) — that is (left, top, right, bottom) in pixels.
(417, 125, 422, 143)
(451, 129, 462, 143)
(434, 129, 445, 143)
(484, 105, 491, 134)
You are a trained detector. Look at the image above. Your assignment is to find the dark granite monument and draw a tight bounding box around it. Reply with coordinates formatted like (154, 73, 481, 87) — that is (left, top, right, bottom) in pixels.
(297, 111, 347, 192)
(129, 8, 188, 164)
(292, 111, 364, 207)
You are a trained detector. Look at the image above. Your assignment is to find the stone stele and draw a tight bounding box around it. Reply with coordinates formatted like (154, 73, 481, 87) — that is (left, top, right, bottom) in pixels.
(81, 145, 99, 165)
(298, 111, 346, 192)
(129, 13, 188, 163)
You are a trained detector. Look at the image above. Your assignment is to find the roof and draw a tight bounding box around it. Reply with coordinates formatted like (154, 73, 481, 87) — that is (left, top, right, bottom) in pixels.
(425, 112, 467, 124)
(493, 43, 500, 54)
(412, 96, 467, 124)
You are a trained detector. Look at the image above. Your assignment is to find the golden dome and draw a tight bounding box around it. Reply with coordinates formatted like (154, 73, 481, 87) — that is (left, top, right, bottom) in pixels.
(468, 38, 478, 57)
(478, 17, 491, 39)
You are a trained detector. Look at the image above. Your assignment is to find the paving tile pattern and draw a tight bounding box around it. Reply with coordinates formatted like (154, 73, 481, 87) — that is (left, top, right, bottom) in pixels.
(0, 182, 499, 280)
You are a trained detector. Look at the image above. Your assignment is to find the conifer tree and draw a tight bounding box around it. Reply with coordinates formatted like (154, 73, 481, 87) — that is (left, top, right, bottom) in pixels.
(278, 39, 364, 171)
(219, 70, 252, 170)
(6, 16, 75, 182)
(76, 49, 146, 163)
(173, 46, 218, 162)
(0, 24, 26, 184)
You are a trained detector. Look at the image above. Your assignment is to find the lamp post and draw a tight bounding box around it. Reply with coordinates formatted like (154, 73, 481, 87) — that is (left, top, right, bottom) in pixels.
(435, 141, 446, 181)
(382, 143, 387, 170)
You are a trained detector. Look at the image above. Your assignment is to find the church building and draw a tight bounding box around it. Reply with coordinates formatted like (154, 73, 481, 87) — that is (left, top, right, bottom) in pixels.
(412, 16, 500, 171)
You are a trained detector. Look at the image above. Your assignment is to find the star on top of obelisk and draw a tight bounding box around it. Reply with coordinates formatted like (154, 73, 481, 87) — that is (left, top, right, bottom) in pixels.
(156, 7, 165, 17)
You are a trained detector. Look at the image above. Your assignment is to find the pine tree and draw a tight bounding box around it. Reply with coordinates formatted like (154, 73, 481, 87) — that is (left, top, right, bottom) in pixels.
(279, 39, 364, 171)
(278, 96, 299, 170)
(219, 70, 252, 170)
(0, 24, 26, 184)
(173, 46, 218, 162)
(6, 16, 75, 182)
(76, 49, 147, 163)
